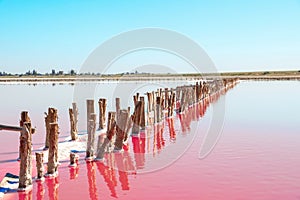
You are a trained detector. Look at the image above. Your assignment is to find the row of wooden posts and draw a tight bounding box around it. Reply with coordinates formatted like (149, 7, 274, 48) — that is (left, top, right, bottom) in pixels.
(16, 78, 239, 190)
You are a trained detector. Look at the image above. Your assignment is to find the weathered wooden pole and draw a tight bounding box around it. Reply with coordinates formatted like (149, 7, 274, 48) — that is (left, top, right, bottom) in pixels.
(86, 113, 96, 159)
(140, 97, 146, 130)
(124, 107, 132, 142)
(168, 92, 176, 117)
(146, 92, 154, 126)
(146, 92, 152, 112)
(72, 102, 78, 128)
(0, 124, 22, 131)
(44, 108, 58, 149)
(20, 111, 31, 127)
(132, 101, 142, 135)
(47, 122, 59, 176)
(155, 96, 161, 123)
(115, 97, 120, 120)
(69, 108, 78, 140)
(95, 133, 106, 159)
(136, 93, 140, 103)
(18, 122, 33, 190)
(19, 111, 32, 159)
(35, 152, 44, 180)
(180, 88, 187, 113)
(151, 91, 155, 112)
(95, 112, 116, 160)
(114, 110, 129, 151)
(164, 88, 168, 109)
(98, 98, 106, 130)
(87, 99, 95, 130)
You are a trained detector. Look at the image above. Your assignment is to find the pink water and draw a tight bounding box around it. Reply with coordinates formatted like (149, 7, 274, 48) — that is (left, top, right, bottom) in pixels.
(0, 81, 300, 199)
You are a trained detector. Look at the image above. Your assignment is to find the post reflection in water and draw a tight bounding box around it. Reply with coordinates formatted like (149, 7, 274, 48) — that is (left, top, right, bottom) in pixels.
(153, 123, 165, 155)
(167, 118, 176, 141)
(96, 161, 117, 198)
(18, 190, 32, 200)
(132, 132, 146, 169)
(46, 176, 59, 200)
(86, 161, 98, 200)
(69, 165, 79, 180)
(152, 123, 165, 156)
(114, 153, 131, 191)
(36, 181, 44, 200)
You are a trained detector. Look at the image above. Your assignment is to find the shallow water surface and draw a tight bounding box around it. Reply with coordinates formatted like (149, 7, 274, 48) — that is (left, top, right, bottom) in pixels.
(0, 80, 299, 199)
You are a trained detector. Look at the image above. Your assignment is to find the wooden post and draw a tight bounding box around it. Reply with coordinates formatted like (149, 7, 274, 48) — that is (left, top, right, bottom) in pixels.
(155, 97, 161, 123)
(86, 113, 96, 159)
(19, 111, 31, 159)
(168, 92, 175, 117)
(107, 112, 116, 134)
(44, 108, 58, 149)
(95, 112, 116, 160)
(164, 88, 169, 109)
(140, 97, 146, 130)
(69, 152, 78, 167)
(114, 110, 129, 151)
(18, 122, 33, 190)
(146, 92, 152, 112)
(196, 82, 200, 102)
(20, 111, 31, 127)
(151, 91, 155, 112)
(87, 99, 95, 130)
(72, 102, 78, 127)
(95, 133, 106, 159)
(69, 108, 78, 140)
(98, 98, 106, 130)
(35, 152, 44, 180)
(124, 107, 132, 142)
(180, 88, 186, 113)
(132, 101, 142, 135)
(115, 97, 120, 120)
(47, 123, 59, 176)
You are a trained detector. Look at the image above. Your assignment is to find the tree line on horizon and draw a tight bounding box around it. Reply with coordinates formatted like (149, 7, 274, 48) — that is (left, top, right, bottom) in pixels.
(0, 69, 152, 77)
(0, 69, 77, 77)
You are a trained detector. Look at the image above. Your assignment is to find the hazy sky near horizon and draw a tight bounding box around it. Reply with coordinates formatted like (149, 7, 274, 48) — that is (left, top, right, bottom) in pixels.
(0, 0, 300, 74)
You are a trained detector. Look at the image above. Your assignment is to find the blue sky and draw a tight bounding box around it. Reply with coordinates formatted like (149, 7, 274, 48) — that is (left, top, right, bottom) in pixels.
(0, 0, 300, 74)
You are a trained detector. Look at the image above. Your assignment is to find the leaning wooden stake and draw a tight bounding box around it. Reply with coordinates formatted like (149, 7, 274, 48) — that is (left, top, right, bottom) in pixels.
(69, 108, 78, 140)
(124, 107, 132, 142)
(47, 123, 59, 176)
(95, 112, 116, 160)
(18, 122, 33, 190)
(86, 113, 96, 159)
(98, 98, 107, 130)
(114, 110, 129, 151)
(35, 152, 44, 180)
(132, 101, 142, 135)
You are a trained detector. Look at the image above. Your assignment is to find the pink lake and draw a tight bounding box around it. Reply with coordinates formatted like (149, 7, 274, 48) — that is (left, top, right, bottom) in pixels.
(0, 80, 300, 200)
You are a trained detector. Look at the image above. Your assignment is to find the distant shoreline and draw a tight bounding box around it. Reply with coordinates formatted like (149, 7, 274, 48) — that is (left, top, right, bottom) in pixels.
(0, 71, 300, 82)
